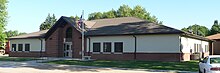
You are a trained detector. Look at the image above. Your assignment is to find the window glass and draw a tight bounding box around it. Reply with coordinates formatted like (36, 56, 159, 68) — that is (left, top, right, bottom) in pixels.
(66, 27, 72, 38)
(103, 42, 111, 52)
(18, 44, 23, 51)
(194, 44, 196, 53)
(114, 42, 123, 52)
(25, 44, 30, 51)
(210, 57, 220, 64)
(93, 43, 100, 52)
(12, 44, 16, 51)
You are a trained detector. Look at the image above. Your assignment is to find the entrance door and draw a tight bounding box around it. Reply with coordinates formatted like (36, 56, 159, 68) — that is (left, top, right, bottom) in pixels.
(64, 43, 72, 58)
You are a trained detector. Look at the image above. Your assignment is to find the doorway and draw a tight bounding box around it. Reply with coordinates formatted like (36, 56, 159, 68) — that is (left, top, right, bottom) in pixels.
(64, 43, 72, 58)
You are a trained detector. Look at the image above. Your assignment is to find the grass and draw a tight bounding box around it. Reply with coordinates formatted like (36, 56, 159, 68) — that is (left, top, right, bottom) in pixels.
(47, 60, 199, 71)
(0, 56, 39, 62)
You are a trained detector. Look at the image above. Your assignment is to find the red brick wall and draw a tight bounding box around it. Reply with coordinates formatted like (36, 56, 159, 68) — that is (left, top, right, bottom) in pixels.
(46, 23, 82, 58)
(87, 52, 182, 61)
(212, 40, 220, 55)
(46, 28, 60, 57)
(9, 51, 46, 57)
(72, 28, 83, 58)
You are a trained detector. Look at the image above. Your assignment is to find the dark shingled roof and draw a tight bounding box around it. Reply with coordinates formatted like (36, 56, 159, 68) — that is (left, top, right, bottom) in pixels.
(9, 16, 211, 41)
(85, 17, 183, 36)
(8, 30, 48, 40)
(84, 17, 211, 41)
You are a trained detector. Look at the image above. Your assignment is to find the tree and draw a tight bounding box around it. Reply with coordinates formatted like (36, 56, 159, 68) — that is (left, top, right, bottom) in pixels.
(87, 5, 162, 24)
(181, 24, 209, 36)
(5, 30, 26, 38)
(70, 15, 80, 20)
(88, 12, 103, 20)
(210, 20, 220, 35)
(117, 5, 132, 17)
(39, 14, 57, 30)
(0, 0, 8, 43)
(103, 9, 117, 18)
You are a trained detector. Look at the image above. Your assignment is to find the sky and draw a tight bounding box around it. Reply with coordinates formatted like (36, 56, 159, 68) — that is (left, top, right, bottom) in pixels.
(6, 0, 220, 33)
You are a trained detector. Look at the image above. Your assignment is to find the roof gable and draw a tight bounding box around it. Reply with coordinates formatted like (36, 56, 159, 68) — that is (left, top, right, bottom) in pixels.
(44, 16, 78, 40)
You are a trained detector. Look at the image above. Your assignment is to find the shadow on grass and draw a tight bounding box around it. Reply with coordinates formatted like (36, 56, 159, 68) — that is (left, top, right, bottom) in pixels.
(47, 60, 199, 71)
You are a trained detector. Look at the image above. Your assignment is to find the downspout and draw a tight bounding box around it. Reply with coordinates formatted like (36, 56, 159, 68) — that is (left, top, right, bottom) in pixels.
(179, 36, 182, 61)
(39, 38, 43, 58)
(88, 37, 91, 56)
(132, 35, 137, 60)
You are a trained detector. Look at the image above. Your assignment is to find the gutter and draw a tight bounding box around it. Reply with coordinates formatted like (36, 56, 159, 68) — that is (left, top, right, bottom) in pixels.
(132, 35, 137, 60)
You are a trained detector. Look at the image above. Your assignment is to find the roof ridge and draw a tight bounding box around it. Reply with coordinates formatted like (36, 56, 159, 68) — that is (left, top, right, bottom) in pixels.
(89, 17, 143, 21)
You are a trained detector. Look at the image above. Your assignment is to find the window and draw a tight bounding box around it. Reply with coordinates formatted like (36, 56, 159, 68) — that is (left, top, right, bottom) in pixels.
(114, 42, 123, 52)
(18, 44, 23, 51)
(199, 44, 202, 52)
(103, 42, 111, 52)
(210, 57, 220, 64)
(205, 45, 209, 52)
(194, 44, 196, 53)
(12, 44, 16, 51)
(66, 27, 72, 38)
(93, 43, 100, 52)
(25, 44, 30, 51)
(196, 44, 199, 52)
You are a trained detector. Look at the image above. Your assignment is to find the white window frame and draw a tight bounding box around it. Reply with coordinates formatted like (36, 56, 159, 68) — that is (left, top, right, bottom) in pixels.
(24, 43, 31, 52)
(92, 42, 101, 54)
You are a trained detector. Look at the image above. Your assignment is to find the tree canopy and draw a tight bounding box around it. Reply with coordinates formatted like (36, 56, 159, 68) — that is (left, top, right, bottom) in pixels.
(181, 24, 209, 36)
(0, 0, 8, 43)
(88, 5, 161, 24)
(181, 20, 220, 36)
(5, 30, 26, 38)
(39, 14, 57, 30)
(209, 20, 220, 35)
(70, 15, 80, 20)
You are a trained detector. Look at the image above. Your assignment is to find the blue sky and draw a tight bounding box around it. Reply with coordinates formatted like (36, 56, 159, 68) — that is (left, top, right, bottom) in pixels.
(7, 0, 220, 33)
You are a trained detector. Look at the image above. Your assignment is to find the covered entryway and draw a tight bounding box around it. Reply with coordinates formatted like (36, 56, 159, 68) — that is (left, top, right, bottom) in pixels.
(63, 27, 73, 58)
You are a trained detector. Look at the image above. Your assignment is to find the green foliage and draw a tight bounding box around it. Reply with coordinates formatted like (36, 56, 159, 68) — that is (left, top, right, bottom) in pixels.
(70, 15, 80, 20)
(88, 4, 161, 24)
(210, 20, 220, 35)
(39, 13, 57, 30)
(103, 9, 117, 18)
(0, 0, 8, 43)
(5, 30, 26, 38)
(0, 56, 39, 62)
(88, 12, 103, 20)
(181, 24, 209, 36)
(117, 5, 132, 17)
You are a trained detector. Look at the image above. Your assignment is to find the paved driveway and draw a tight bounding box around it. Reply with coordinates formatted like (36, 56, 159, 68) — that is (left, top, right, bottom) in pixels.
(0, 60, 188, 73)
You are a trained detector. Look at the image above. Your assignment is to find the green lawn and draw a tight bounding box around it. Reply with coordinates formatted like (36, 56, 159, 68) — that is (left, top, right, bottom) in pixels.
(0, 56, 39, 62)
(47, 60, 199, 71)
